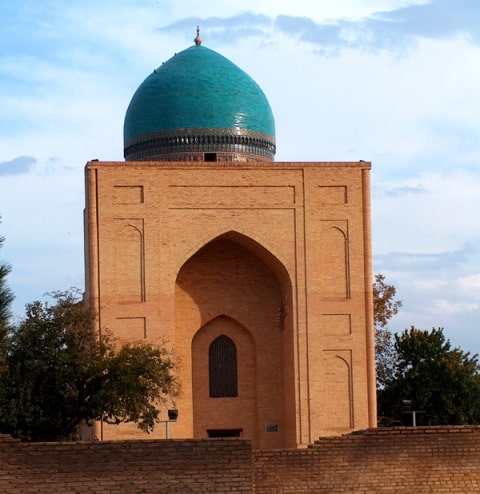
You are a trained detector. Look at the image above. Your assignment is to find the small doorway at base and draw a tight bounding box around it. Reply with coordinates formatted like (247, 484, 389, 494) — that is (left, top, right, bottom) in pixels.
(207, 429, 243, 438)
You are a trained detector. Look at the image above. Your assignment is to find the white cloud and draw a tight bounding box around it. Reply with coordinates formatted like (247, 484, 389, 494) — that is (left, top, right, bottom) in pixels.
(160, 0, 428, 24)
(458, 274, 480, 292)
(434, 299, 479, 316)
(373, 169, 480, 255)
(414, 279, 449, 291)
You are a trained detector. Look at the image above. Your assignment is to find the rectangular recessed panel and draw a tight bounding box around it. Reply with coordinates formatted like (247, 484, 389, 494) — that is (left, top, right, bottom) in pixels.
(168, 185, 295, 207)
(317, 186, 347, 204)
(322, 314, 352, 336)
(116, 317, 146, 340)
(114, 185, 144, 204)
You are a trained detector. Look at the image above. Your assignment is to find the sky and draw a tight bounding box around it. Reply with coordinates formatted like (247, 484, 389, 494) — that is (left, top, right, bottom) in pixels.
(1, 0, 480, 354)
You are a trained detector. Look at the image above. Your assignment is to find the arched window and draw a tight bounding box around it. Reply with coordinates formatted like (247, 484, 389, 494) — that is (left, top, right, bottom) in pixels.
(209, 335, 238, 397)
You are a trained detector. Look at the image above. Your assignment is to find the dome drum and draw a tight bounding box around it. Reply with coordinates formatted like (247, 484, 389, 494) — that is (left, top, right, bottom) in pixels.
(124, 128, 276, 162)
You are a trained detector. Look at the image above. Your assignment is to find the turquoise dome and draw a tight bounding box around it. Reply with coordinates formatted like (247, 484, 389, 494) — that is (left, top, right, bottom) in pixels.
(123, 41, 276, 162)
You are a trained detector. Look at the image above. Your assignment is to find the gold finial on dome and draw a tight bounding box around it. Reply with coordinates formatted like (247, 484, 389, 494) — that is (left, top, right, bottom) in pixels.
(194, 26, 202, 45)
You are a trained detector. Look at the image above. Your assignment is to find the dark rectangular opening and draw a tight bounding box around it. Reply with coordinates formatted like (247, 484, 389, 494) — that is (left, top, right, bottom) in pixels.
(207, 428, 243, 438)
(205, 152, 217, 162)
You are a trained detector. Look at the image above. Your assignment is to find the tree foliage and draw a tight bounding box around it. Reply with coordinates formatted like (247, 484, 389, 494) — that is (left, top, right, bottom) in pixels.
(378, 326, 480, 426)
(0, 224, 14, 344)
(373, 273, 402, 388)
(373, 274, 402, 328)
(0, 289, 179, 441)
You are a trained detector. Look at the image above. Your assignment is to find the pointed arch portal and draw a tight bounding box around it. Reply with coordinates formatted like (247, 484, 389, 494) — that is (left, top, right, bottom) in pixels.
(175, 231, 294, 449)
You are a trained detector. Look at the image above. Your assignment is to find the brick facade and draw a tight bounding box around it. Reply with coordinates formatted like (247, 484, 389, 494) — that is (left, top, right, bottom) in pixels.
(84, 160, 376, 447)
(2, 427, 480, 493)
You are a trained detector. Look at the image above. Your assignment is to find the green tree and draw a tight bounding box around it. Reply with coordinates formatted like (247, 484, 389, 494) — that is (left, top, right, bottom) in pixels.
(0, 223, 14, 344)
(0, 289, 179, 441)
(378, 326, 480, 425)
(0, 222, 14, 429)
(373, 273, 402, 388)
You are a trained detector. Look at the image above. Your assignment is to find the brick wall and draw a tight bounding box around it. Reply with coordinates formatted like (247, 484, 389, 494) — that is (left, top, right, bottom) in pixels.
(254, 426, 480, 493)
(0, 436, 252, 493)
(2, 427, 480, 493)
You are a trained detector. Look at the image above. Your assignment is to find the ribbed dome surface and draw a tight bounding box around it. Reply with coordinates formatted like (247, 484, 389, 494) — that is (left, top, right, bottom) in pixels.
(123, 44, 276, 162)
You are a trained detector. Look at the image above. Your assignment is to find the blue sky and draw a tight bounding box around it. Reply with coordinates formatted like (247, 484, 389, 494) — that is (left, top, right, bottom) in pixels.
(1, 0, 480, 354)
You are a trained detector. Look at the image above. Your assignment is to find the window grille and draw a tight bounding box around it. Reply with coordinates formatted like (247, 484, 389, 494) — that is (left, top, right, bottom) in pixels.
(209, 335, 238, 397)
